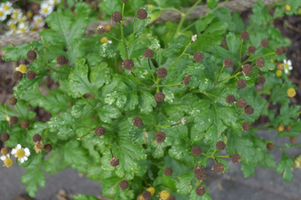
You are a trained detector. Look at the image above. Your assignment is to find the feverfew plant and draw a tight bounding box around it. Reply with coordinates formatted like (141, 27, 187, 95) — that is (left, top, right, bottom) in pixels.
(1, 0, 301, 199)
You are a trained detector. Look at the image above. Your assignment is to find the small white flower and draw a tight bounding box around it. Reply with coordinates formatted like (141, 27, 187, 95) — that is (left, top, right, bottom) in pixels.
(284, 59, 292, 74)
(108, 40, 112, 44)
(33, 15, 45, 27)
(18, 15, 28, 23)
(191, 34, 197, 42)
(11, 144, 30, 163)
(0, 7, 7, 21)
(11, 9, 22, 21)
(1, 154, 13, 167)
(17, 22, 30, 34)
(40, 2, 54, 17)
(7, 19, 17, 30)
(49, 0, 61, 5)
(0, 154, 9, 161)
(181, 118, 186, 125)
(1, 2, 13, 15)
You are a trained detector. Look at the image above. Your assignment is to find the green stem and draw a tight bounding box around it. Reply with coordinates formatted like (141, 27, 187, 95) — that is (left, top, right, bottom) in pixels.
(216, 65, 224, 83)
(15, 104, 25, 119)
(104, 32, 120, 42)
(174, 0, 202, 38)
(217, 72, 241, 84)
(242, 52, 276, 65)
(120, 3, 128, 59)
(148, 59, 156, 82)
(133, 19, 140, 35)
(239, 39, 243, 66)
(216, 155, 229, 158)
(169, 42, 192, 71)
(204, 92, 226, 99)
(159, 82, 183, 87)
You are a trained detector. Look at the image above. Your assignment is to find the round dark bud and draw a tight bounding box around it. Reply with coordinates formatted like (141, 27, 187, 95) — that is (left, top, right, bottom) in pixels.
(142, 191, 151, 200)
(240, 31, 249, 40)
(242, 64, 253, 76)
(9, 97, 17, 106)
(196, 186, 206, 196)
(237, 98, 247, 108)
(10, 116, 19, 125)
(258, 76, 266, 84)
(21, 120, 30, 129)
(183, 75, 191, 86)
(223, 58, 233, 68)
(231, 154, 241, 164)
(164, 167, 173, 176)
(284, 125, 291, 133)
(144, 49, 154, 59)
(281, 46, 287, 54)
(212, 163, 224, 173)
(95, 126, 105, 136)
(119, 180, 129, 190)
(154, 92, 165, 103)
(112, 11, 122, 23)
(123, 59, 134, 71)
(193, 166, 203, 175)
(110, 157, 120, 167)
(137, 9, 147, 20)
(193, 52, 204, 62)
(216, 141, 225, 151)
(237, 79, 247, 89)
(261, 39, 269, 48)
(156, 68, 167, 78)
(247, 45, 256, 54)
(27, 50, 37, 61)
(226, 94, 235, 104)
(191, 146, 202, 156)
(33, 134, 42, 142)
(96, 25, 105, 34)
(26, 70, 36, 80)
(168, 195, 176, 200)
(290, 136, 297, 143)
(244, 105, 254, 115)
(155, 131, 166, 143)
(1, 147, 9, 155)
(256, 57, 265, 68)
(266, 143, 273, 150)
(196, 171, 206, 181)
(44, 144, 53, 152)
(275, 47, 283, 56)
(242, 122, 250, 131)
(56, 55, 67, 65)
(133, 116, 143, 127)
(13, 71, 23, 81)
(1, 133, 10, 141)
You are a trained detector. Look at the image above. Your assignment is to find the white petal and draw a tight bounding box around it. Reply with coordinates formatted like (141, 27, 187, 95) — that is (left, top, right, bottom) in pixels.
(24, 148, 30, 156)
(0, 156, 6, 160)
(19, 158, 24, 163)
(284, 59, 287, 63)
(288, 60, 292, 66)
(16, 144, 21, 150)
(23, 156, 28, 161)
(11, 149, 16, 155)
(289, 66, 293, 70)
(284, 69, 289, 74)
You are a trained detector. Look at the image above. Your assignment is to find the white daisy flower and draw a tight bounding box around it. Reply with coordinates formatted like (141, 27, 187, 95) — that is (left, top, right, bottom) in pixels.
(284, 59, 293, 74)
(11, 144, 30, 163)
(18, 15, 28, 23)
(49, 0, 61, 5)
(1, 154, 13, 167)
(17, 22, 30, 34)
(1, 2, 13, 15)
(0, 7, 7, 21)
(33, 15, 45, 27)
(7, 19, 17, 30)
(40, 2, 54, 17)
(11, 9, 22, 21)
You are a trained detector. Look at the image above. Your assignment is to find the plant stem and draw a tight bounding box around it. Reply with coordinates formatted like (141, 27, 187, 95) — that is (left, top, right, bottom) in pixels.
(133, 19, 140, 35)
(217, 72, 241, 84)
(204, 92, 226, 99)
(148, 59, 156, 82)
(104, 33, 120, 42)
(120, 3, 128, 59)
(216, 65, 224, 83)
(169, 42, 192, 71)
(159, 82, 183, 87)
(239, 39, 243, 66)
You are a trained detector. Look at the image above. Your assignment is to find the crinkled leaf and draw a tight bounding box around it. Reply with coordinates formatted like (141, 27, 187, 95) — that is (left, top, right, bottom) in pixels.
(276, 153, 294, 182)
(21, 167, 46, 197)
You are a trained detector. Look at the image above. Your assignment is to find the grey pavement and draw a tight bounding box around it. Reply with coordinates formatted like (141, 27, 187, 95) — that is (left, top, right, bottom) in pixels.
(1, 129, 301, 200)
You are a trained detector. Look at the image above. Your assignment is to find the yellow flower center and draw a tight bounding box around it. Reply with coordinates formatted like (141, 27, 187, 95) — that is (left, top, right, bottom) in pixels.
(0, 11, 3, 16)
(27, 11, 33, 18)
(16, 149, 25, 158)
(160, 190, 170, 200)
(285, 5, 291, 12)
(9, 23, 16, 30)
(37, 18, 43, 23)
(105, 25, 111, 32)
(275, 70, 282, 77)
(20, 28, 26, 33)
(147, 187, 155, 195)
(20, 18, 26, 23)
(18, 64, 27, 73)
(4, 158, 13, 167)
(4, 5, 10, 11)
(277, 125, 284, 132)
(43, 8, 48, 13)
(287, 88, 296, 98)
(100, 37, 108, 44)
(1, 148, 9, 155)
(284, 63, 290, 70)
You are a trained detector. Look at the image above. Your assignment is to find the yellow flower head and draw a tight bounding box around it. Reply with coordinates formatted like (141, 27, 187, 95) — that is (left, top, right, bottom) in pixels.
(1, 147, 9, 155)
(100, 37, 109, 44)
(17, 64, 27, 73)
(287, 88, 296, 98)
(147, 187, 155, 195)
(285, 5, 291, 12)
(105, 25, 111, 32)
(277, 125, 284, 132)
(4, 157, 13, 167)
(276, 70, 282, 77)
(26, 11, 33, 19)
(278, 63, 284, 71)
(159, 190, 170, 200)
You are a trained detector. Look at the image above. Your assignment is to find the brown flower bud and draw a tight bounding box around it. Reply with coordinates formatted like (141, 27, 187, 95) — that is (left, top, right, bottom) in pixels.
(97, 25, 105, 34)
(247, 46, 256, 54)
(244, 105, 254, 115)
(26, 71, 36, 80)
(95, 126, 105, 136)
(154, 92, 165, 103)
(123, 59, 134, 71)
(133, 116, 143, 127)
(191, 146, 202, 156)
(27, 50, 37, 61)
(226, 94, 235, 104)
(56, 55, 67, 65)
(231, 154, 241, 164)
(212, 163, 224, 172)
(164, 167, 173, 176)
(237, 79, 247, 89)
(112, 11, 122, 23)
(33, 134, 42, 142)
(1, 133, 10, 141)
(44, 144, 53, 152)
(183, 75, 191, 86)
(290, 136, 297, 143)
(119, 180, 129, 190)
(275, 48, 283, 56)
(137, 9, 148, 20)
(110, 157, 120, 167)
(237, 98, 247, 108)
(242, 64, 253, 76)
(284, 125, 291, 133)
(155, 131, 166, 143)
(13, 71, 23, 81)
(21, 120, 30, 129)
(266, 143, 273, 150)
(240, 31, 249, 40)
(144, 49, 154, 59)
(216, 141, 225, 150)
(256, 58, 265, 68)
(196, 186, 206, 196)
(242, 122, 250, 131)
(193, 52, 204, 62)
(10, 116, 19, 125)
(261, 39, 269, 48)
(223, 58, 233, 68)
(156, 68, 167, 78)
(258, 76, 266, 84)
(9, 97, 17, 106)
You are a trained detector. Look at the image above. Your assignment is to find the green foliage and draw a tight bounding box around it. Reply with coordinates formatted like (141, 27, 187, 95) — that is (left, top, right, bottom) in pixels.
(1, 0, 301, 199)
